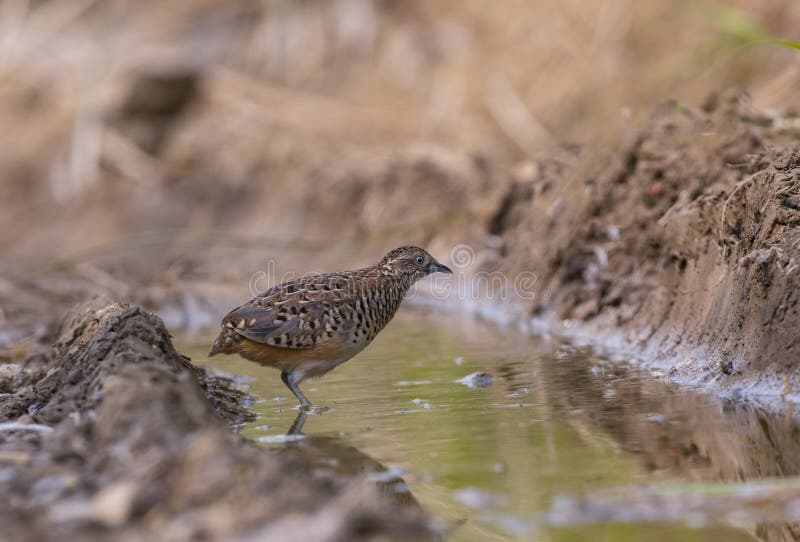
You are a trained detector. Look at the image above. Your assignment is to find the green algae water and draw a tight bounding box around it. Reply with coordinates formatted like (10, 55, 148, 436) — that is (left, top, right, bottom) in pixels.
(179, 309, 800, 541)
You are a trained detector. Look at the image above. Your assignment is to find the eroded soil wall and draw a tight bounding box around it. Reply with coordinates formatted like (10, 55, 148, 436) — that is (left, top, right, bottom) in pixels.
(486, 91, 800, 401)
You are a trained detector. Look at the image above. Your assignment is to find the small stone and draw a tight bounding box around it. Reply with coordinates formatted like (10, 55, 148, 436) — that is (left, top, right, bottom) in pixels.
(782, 195, 799, 209)
(455, 372, 493, 388)
(91, 481, 137, 526)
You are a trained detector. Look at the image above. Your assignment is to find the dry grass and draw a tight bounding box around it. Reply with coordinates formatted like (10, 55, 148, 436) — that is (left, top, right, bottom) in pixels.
(0, 0, 798, 265)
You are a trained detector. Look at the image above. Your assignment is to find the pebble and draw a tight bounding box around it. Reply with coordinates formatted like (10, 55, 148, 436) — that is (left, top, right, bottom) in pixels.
(783, 195, 799, 209)
(455, 372, 494, 388)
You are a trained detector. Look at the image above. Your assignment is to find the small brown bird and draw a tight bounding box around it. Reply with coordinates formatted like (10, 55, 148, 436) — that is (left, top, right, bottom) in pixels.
(209, 247, 452, 409)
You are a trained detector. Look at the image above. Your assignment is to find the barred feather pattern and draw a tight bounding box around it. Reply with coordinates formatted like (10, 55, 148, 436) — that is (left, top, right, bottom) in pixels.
(209, 247, 449, 365)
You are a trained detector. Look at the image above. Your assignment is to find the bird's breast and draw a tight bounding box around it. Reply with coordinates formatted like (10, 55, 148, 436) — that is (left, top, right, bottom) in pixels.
(345, 285, 405, 345)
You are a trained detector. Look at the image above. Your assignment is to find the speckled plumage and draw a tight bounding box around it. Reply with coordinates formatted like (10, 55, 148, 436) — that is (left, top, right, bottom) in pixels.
(209, 247, 451, 409)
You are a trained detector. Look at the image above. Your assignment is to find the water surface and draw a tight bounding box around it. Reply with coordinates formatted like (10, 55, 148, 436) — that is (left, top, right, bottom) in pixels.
(180, 310, 800, 541)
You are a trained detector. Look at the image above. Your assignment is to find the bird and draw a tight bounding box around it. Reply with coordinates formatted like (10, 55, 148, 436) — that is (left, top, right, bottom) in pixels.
(209, 246, 452, 410)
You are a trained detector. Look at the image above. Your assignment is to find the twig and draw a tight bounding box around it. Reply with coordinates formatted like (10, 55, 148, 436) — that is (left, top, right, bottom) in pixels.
(719, 177, 755, 241)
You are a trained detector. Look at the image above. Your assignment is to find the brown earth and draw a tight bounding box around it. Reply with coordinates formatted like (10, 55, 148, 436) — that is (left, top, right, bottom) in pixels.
(0, 297, 438, 542)
(484, 89, 800, 408)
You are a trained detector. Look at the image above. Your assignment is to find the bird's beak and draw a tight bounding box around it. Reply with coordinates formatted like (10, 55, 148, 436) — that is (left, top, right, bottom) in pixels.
(430, 261, 452, 274)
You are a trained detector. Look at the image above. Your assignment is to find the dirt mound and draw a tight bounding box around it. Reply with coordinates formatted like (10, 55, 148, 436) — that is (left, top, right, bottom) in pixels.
(0, 298, 436, 541)
(486, 90, 800, 403)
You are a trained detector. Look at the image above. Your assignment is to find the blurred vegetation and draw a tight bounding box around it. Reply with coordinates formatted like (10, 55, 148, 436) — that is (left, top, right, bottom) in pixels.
(0, 0, 798, 272)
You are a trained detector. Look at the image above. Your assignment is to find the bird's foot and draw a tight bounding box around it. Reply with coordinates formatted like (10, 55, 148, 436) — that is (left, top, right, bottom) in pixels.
(297, 403, 330, 414)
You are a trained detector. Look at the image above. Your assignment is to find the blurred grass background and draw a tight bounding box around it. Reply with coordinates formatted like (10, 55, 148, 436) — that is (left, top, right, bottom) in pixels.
(0, 0, 798, 278)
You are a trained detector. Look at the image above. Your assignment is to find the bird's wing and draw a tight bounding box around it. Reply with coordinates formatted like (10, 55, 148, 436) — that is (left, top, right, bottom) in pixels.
(222, 298, 344, 349)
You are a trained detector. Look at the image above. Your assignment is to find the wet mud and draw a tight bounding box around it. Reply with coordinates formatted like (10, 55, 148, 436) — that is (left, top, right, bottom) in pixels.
(484, 90, 800, 408)
(0, 298, 436, 541)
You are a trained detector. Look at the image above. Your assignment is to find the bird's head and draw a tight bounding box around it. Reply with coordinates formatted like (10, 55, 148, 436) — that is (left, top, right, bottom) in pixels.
(379, 246, 452, 280)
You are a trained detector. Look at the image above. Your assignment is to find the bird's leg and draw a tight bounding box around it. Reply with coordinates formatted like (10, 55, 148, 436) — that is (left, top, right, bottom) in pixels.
(281, 370, 312, 411)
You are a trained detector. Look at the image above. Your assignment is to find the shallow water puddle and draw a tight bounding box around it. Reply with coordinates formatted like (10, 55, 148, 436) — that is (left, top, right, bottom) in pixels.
(179, 310, 800, 541)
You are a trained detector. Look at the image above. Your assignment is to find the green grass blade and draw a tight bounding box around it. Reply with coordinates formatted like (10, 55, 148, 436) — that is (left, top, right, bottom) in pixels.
(776, 39, 800, 50)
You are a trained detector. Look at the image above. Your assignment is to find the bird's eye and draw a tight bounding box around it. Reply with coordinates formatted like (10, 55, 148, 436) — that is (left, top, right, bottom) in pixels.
(415, 255, 425, 264)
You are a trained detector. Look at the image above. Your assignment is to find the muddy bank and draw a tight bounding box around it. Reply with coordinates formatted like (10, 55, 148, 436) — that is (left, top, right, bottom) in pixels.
(482, 91, 800, 407)
(0, 297, 436, 541)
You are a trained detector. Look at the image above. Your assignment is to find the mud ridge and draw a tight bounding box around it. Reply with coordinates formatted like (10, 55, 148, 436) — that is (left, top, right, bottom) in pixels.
(483, 90, 800, 409)
(0, 297, 436, 541)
